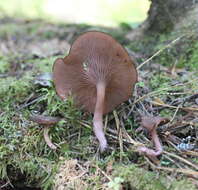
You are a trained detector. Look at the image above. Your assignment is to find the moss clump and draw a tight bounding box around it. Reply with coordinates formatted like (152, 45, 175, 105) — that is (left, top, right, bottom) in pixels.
(111, 164, 196, 190)
(0, 63, 92, 189)
(183, 42, 198, 71)
(0, 73, 33, 101)
(152, 33, 198, 71)
(0, 55, 10, 73)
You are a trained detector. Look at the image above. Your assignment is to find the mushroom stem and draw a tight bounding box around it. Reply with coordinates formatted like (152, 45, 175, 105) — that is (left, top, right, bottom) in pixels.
(93, 82, 107, 152)
(43, 127, 57, 150)
(137, 129, 163, 158)
(151, 129, 163, 156)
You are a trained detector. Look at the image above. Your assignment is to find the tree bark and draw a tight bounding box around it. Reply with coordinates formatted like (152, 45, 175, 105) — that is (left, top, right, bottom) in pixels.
(127, 0, 198, 39)
(146, 0, 197, 33)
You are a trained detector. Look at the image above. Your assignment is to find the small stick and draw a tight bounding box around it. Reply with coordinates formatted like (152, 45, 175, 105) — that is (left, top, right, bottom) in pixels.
(137, 35, 184, 70)
(92, 164, 112, 181)
(145, 157, 198, 176)
(113, 110, 123, 162)
(170, 104, 182, 123)
(164, 151, 198, 170)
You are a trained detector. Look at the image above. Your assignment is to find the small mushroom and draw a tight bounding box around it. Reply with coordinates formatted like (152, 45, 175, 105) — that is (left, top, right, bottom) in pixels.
(138, 116, 169, 158)
(29, 114, 61, 149)
(53, 31, 137, 151)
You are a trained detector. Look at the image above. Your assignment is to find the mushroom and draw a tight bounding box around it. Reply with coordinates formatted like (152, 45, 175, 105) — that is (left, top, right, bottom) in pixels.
(29, 114, 61, 150)
(53, 31, 137, 152)
(137, 116, 170, 158)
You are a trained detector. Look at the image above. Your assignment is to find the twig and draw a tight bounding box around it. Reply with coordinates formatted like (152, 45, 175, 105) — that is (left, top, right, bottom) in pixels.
(137, 35, 185, 70)
(166, 140, 182, 153)
(132, 77, 198, 112)
(17, 95, 44, 111)
(92, 164, 112, 181)
(113, 110, 123, 162)
(163, 154, 183, 169)
(183, 151, 198, 157)
(78, 121, 91, 129)
(156, 167, 198, 176)
(170, 104, 182, 122)
(164, 151, 198, 170)
(133, 87, 171, 105)
(145, 157, 198, 177)
(106, 131, 134, 145)
(150, 101, 198, 112)
(0, 181, 10, 189)
(104, 115, 108, 132)
(121, 126, 142, 147)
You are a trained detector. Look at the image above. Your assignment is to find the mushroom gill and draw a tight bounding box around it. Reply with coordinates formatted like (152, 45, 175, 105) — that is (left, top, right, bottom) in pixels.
(53, 31, 137, 151)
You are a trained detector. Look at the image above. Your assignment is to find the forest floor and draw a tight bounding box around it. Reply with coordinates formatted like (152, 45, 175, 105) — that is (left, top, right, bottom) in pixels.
(0, 17, 198, 190)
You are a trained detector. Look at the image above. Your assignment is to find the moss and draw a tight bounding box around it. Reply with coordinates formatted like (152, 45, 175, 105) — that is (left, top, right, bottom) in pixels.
(159, 109, 173, 118)
(0, 73, 33, 102)
(149, 73, 172, 90)
(183, 42, 198, 71)
(31, 57, 57, 73)
(127, 22, 198, 72)
(0, 23, 21, 38)
(0, 55, 10, 73)
(111, 164, 196, 190)
(0, 18, 197, 189)
(153, 35, 198, 71)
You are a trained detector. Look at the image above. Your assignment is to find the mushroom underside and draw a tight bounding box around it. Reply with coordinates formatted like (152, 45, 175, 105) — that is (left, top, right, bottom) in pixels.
(53, 31, 137, 151)
(53, 59, 136, 152)
(53, 58, 136, 114)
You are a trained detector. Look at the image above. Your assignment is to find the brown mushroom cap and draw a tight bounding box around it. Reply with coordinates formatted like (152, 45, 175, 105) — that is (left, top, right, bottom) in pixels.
(53, 31, 137, 114)
(141, 116, 170, 132)
(29, 114, 61, 125)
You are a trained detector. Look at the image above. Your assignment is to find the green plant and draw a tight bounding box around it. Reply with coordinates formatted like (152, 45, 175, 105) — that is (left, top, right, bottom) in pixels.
(108, 177, 124, 190)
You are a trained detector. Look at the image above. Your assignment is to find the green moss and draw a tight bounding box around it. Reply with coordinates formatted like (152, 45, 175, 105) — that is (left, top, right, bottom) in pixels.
(111, 164, 196, 190)
(183, 42, 198, 71)
(0, 73, 33, 103)
(127, 27, 198, 72)
(0, 23, 21, 37)
(159, 109, 174, 118)
(150, 73, 172, 90)
(30, 56, 58, 73)
(152, 32, 198, 71)
(0, 55, 10, 73)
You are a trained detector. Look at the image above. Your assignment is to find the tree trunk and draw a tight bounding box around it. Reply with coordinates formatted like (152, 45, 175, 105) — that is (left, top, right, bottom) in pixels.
(127, 0, 198, 39)
(145, 0, 197, 33)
